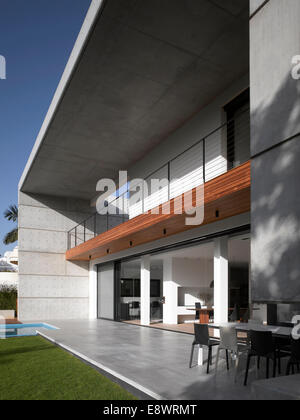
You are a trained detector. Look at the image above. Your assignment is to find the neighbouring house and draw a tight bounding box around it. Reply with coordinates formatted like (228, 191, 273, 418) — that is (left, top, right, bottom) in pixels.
(18, 0, 300, 325)
(0, 247, 18, 288)
(4, 246, 18, 267)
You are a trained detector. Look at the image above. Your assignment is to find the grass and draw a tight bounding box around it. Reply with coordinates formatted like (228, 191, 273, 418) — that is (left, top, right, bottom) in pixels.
(0, 336, 137, 400)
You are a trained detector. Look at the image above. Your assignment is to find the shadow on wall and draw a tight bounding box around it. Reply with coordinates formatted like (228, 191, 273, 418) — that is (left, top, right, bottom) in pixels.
(251, 74, 300, 306)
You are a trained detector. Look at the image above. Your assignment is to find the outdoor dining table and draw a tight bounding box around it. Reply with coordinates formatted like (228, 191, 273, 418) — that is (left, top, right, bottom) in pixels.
(209, 322, 293, 338)
(195, 322, 293, 366)
(187, 308, 248, 324)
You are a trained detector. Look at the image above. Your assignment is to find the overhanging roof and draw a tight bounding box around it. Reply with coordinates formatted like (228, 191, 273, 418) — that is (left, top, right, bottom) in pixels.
(19, 0, 249, 201)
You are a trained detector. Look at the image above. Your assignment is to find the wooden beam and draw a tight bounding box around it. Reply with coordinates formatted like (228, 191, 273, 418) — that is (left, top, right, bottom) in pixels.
(66, 161, 251, 261)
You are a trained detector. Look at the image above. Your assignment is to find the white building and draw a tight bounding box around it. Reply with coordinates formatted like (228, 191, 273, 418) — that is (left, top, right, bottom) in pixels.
(18, 0, 300, 326)
(0, 247, 18, 287)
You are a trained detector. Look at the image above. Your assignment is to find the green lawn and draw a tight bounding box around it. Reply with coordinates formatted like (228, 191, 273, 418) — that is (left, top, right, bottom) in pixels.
(0, 336, 137, 400)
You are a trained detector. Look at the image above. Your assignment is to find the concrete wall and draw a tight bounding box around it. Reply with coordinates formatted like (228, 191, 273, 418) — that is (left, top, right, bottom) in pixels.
(250, 0, 268, 16)
(250, 0, 300, 303)
(114, 74, 250, 218)
(18, 192, 93, 320)
(128, 74, 249, 181)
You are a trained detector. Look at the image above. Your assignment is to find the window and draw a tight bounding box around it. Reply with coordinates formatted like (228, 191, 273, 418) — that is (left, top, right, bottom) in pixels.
(224, 88, 250, 170)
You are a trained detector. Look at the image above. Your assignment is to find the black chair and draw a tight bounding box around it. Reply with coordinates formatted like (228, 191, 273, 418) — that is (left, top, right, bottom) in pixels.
(241, 308, 250, 323)
(286, 338, 300, 375)
(150, 301, 161, 320)
(229, 304, 240, 322)
(189, 324, 219, 374)
(129, 301, 140, 319)
(244, 330, 287, 386)
(195, 302, 201, 321)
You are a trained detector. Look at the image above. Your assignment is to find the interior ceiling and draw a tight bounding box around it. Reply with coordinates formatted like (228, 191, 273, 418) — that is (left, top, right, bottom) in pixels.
(21, 0, 249, 200)
(152, 236, 250, 264)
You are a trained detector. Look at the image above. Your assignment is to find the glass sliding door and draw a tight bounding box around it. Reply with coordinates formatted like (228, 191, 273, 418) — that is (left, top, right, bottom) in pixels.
(115, 259, 141, 322)
(97, 263, 115, 320)
(150, 260, 163, 324)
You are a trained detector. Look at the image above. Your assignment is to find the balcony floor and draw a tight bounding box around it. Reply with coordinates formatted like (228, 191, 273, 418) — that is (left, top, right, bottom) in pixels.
(66, 162, 251, 261)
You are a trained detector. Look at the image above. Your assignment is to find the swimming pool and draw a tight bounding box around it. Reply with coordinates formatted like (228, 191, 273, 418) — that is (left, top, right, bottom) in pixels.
(0, 323, 58, 339)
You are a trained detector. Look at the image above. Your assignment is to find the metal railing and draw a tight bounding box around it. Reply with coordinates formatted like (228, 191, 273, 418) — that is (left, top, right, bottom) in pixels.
(67, 108, 250, 250)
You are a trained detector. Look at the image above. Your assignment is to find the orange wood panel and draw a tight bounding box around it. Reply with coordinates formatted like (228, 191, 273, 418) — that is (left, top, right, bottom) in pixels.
(66, 161, 250, 261)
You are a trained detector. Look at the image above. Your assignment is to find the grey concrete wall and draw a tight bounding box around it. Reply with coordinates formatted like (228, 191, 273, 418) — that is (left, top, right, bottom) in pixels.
(250, 0, 300, 303)
(250, 0, 268, 16)
(18, 192, 93, 320)
(128, 74, 249, 181)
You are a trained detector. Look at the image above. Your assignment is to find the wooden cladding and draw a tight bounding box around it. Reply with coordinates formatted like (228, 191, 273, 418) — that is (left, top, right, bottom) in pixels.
(66, 161, 251, 261)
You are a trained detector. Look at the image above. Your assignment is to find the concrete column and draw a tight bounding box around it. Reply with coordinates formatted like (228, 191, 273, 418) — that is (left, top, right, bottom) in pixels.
(89, 263, 97, 319)
(141, 255, 151, 325)
(163, 256, 178, 325)
(250, 0, 300, 305)
(214, 237, 229, 323)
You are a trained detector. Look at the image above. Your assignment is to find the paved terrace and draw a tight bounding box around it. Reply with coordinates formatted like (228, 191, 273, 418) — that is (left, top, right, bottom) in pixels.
(36, 319, 263, 400)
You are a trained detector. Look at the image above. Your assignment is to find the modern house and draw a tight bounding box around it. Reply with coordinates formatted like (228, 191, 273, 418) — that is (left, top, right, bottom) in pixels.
(18, 0, 300, 330)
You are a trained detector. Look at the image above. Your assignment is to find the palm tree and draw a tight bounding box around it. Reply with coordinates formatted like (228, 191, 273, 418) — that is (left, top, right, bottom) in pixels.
(3, 205, 18, 245)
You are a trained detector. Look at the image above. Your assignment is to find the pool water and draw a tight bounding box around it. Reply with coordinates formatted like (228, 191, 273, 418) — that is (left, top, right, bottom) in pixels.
(0, 323, 58, 339)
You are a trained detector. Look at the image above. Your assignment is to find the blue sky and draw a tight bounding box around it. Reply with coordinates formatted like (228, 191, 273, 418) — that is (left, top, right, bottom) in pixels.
(0, 0, 91, 256)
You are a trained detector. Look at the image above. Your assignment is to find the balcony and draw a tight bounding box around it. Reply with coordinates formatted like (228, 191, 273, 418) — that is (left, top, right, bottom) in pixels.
(66, 109, 250, 262)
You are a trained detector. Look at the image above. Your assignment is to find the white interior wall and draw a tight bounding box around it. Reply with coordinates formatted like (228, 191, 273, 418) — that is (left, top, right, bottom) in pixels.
(172, 258, 213, 306)
(162, 256, 213, 324)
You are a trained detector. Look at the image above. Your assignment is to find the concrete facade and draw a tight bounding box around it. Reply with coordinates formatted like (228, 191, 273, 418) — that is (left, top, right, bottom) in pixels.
(250, 0, 300, 305)
(19, 0, 300, 322)
(20, 0, 249, 201)
(128, 75, 249, 182)
(18, 192, 93, 320)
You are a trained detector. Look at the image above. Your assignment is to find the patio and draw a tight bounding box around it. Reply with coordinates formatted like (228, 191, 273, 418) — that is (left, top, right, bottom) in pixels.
(35, 318, 265, 400)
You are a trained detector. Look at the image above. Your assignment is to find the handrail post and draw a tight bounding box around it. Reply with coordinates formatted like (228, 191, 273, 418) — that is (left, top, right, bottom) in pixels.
(94, 214, 96, 238)
(123, 191, 126, 223)
(84, 221, 86, 243)
(168, 161, 171, 201)
(75, 227, 77, 247)
(203, 139, 206, 183)
(142, 180, 145, 214)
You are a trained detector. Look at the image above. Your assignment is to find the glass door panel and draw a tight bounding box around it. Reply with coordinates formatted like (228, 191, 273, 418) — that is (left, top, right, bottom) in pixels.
(150, 260, 163, 324)
(115, 259, 141, 322)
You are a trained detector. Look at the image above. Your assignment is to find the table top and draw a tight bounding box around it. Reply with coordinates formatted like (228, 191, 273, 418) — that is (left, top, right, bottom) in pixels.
(210, 322, 292, 338)
(186, 307, 214, 312)
(186, 307, 247, 312)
